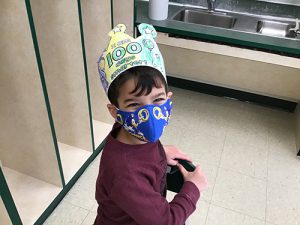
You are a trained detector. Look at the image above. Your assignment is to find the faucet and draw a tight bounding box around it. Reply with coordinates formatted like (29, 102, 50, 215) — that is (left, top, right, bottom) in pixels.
(207, 0, 216, 11)
(289, 18, 300, 36)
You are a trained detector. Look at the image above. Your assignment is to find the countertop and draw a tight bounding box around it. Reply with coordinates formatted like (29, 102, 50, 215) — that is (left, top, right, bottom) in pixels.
(134, 1, 300, 56)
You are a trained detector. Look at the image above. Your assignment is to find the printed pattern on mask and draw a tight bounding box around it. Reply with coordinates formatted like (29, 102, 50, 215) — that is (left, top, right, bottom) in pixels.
(116, 99, 172, 142)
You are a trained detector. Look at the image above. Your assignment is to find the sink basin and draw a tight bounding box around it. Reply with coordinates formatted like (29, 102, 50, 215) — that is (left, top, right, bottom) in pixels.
(257, 20, 297, 38)
(172, 9, 237, 29)
(169, 7, 299, 39)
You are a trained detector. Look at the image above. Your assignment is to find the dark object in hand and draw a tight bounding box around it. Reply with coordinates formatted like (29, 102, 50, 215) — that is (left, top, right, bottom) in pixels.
(166, 159, 196, 193)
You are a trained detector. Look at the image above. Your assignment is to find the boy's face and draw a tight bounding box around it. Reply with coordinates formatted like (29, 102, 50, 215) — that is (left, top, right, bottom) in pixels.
(107, 77, 172, 118)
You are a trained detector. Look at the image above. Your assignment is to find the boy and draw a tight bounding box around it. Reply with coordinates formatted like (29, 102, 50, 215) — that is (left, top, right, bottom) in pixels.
(94, 23, 207, 225)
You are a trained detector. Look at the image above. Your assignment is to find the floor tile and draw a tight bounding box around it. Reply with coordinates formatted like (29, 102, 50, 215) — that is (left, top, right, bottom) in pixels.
(226, 124, 269, 150)
(63, 165, 98, 211)
(206, 204, 265, 225)
(42, 88, 299, 225)
(267, 149, 300, 189)
(224, 103, 270, 151)
(268, 121, 297, 156)
(89, 154, 101, 170)
(192, 98, 232, 139)
(184, 161, 218, 203)
(160, 122, 185, 147)
(266, 182, 300, 225)
(188, 200, 210, 225)
(179, 132, 225, 167)
(81, 211, 97, 225)
(220, 139, 268, 180)
(212, 168, 267, 220)
(90, 202, 98, 213)
(193, 115, 228, 140)
(44, 201, 89, 225)
(166, 191, 209, 225)
(166, 190, 177, 202)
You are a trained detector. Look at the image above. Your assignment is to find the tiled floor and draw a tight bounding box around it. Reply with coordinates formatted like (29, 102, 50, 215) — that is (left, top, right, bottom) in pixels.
(44, 87, 300, 225)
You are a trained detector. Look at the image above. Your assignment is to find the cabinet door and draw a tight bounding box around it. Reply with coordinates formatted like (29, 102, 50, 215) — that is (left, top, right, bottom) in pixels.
(1, 1, 64, 224)
(31, 0, 93, 154)
(0, 0, 62, 187)
(81, 0, 114, 148)
(156, 33, 300, 101)
(112, 0, 134, 36)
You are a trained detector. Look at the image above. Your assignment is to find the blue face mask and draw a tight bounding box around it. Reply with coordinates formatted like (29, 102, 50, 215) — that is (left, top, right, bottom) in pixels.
(116, 99, 172, 142)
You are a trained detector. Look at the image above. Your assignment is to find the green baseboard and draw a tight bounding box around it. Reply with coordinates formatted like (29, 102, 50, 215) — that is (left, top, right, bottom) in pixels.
(0, 168, 22, 225)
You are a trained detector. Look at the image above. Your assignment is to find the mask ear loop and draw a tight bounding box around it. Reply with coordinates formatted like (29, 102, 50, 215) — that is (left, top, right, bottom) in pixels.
(116, 113, 123, 125)
(111, 104, 123, 125)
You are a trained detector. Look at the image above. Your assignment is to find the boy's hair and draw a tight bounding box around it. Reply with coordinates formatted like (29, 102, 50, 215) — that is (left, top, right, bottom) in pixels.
(108, 66, 168, 107)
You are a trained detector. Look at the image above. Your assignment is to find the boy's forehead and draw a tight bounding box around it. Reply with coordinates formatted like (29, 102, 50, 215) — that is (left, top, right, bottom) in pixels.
(119, 77, 165, 99)
(121, 77, 138, 94)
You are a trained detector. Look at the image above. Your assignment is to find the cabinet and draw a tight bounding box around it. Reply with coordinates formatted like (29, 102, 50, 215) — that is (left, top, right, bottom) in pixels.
(0, 0, 112, 224)
(112, 0, 134, 36)
(81, 0, 115, 147)
(156, 33, 300, 101)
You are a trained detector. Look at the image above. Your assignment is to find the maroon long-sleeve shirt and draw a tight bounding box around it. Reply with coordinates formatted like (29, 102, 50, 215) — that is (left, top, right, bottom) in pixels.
(94, 125, 200, 225)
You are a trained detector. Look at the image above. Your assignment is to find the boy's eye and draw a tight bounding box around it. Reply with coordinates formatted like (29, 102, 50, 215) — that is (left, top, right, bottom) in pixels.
(127, 103, 140, 108)
(154, 98, 165, 103)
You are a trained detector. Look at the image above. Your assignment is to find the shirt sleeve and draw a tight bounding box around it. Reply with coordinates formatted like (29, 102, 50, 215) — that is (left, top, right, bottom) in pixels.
(109, 171, 200, 225)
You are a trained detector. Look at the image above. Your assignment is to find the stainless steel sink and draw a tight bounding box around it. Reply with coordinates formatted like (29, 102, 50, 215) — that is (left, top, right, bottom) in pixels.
(257, 20, 297, 38)
(172, 9, 237, 29)
(169, 7, 299, 39)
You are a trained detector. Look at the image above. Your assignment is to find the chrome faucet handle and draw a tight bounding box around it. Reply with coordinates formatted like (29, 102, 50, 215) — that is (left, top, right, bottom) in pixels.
(289, 18, 299, 32)
(207, 0, 216, 11)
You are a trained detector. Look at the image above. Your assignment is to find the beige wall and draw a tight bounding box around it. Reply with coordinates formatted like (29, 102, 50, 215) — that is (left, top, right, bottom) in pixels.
(0, 0, 114, 186)
(0, 0, 62, 186)
(30, 0, 93, 151)
(81, 0, 114, 124)
(0, 2, 115, 222)
(113, 0, 134, 36)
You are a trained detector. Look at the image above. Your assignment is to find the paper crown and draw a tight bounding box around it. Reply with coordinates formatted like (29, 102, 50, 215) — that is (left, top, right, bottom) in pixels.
(97, 23, 166, 94)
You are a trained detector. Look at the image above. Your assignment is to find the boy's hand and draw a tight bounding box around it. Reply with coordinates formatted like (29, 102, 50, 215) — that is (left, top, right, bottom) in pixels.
(164, 145, 192, 166)
(177, 164, 208, 192)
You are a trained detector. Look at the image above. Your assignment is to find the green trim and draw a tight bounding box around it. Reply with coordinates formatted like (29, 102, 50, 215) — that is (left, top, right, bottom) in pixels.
(25, 0, 65, 187)
(95, 138, 107, 152)
(111, 0, 114, 29)
(77, 0, 96, 152)
(34, 140, 106, 225)
(134, 1, 300, 56)
(135, 22, 300, 56)
(133, 0, 137, 38)
(167, 76, 297, 112)
(0, 168, 22, 225)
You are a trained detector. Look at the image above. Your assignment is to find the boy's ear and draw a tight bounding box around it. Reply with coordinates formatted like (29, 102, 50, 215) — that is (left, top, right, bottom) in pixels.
(167, 91, 173, 99)
(107, 104, 118, 120)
